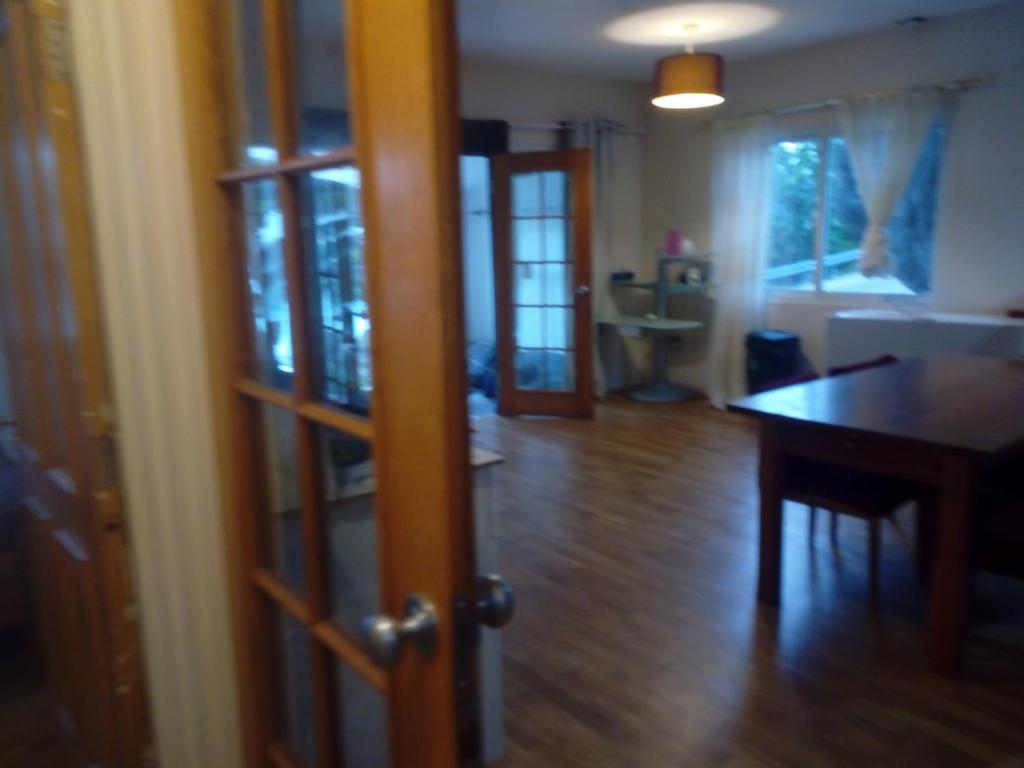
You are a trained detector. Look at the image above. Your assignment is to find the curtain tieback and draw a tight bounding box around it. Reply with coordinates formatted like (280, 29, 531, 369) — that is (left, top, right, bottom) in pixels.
(859, 223, 889, 276)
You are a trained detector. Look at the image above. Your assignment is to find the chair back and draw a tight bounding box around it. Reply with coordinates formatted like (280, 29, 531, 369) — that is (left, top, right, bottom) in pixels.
(827, 354, 899, 378)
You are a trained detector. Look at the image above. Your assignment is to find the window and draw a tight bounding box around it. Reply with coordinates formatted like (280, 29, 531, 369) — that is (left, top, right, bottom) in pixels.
(765, 120, 946, 295)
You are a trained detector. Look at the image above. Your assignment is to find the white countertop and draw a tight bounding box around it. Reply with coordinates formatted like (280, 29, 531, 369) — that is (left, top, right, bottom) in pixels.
(831, 309, 1024, 326)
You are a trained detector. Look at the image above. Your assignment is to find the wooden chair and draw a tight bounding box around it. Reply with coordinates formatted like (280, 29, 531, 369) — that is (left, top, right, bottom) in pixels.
(808, 355, 904, 548)
(754, 355, 924, 610)
(785, 458, 919, 611)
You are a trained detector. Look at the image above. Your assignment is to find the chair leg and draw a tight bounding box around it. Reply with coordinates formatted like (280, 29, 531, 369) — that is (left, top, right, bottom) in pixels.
(869, 517, 881, 613)
(808, 506, 817, 542)
(830, 511, 839, 548)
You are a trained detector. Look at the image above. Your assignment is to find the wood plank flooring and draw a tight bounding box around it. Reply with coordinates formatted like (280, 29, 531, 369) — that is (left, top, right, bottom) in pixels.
(473, 397, 1024, 767)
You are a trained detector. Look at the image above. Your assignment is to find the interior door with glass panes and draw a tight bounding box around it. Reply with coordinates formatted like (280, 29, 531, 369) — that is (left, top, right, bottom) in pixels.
(209, 0, 491, 765)
(492, 150, 594, 418)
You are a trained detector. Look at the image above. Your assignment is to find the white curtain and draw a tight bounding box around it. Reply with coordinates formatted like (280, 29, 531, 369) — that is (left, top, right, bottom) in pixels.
(839, 92, 942, 275)
(561, 120, 621, 397)
(707, 116, 774, 408)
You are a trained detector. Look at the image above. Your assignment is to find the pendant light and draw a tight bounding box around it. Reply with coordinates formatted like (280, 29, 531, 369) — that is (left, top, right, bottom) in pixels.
(652, 25, 725, 109)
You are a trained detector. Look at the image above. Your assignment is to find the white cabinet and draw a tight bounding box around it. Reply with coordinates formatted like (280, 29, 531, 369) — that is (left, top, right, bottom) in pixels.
(827, 309, 1024, 368)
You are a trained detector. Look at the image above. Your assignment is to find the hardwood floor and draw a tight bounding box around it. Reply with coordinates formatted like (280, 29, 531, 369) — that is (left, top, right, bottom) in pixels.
(472, 397, 1024, 767)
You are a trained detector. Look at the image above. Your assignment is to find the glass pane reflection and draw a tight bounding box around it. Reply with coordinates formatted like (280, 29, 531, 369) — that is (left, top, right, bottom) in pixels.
(335, 661, 390, 767)
(320, 427, 380, 638)
(301, 167, 371, 414)
(233, 0, 278, 165)
(293, 0, 352, 155)
(258, 404, 304, 594)
(276, 609, 317, 765)
(241, 179, 293, 389)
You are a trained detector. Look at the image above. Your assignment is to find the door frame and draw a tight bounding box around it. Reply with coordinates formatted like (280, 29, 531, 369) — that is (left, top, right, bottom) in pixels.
(170, 0, 474, 765)
(492, 149, 594, 418)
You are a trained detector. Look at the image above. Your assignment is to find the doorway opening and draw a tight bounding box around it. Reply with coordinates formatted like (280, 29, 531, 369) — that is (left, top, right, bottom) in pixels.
(460, 155, 498, 417)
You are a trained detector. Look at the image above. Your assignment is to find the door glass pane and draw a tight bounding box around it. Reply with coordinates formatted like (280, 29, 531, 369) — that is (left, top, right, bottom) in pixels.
(543, 218, 568, 262)
(301, 168, 371, 415)
(514, 349, 545, 390)
(258, 404, 304, 594)
(232, 0, 277, 165)
(320, 427, 379, 638)
(514, 349, 574, 392)
(544, 307, 572, 349)
(512, 173, 541, 216)
(276, 608, 317, 766)
(514, 263, 541, 305)
(542, 171, 567, 215)
(241, 179, 293, 389)
(335, 662, 390, 767)
(543, 262, 571, 306)
(293, 0, 352, 154)
(515, 307, 543, 348)
(552, 350, 575, 391)
(513, 219, 541, 262)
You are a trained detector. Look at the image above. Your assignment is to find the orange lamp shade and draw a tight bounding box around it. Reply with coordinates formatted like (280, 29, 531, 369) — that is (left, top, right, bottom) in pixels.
(652, 52, 725, 109)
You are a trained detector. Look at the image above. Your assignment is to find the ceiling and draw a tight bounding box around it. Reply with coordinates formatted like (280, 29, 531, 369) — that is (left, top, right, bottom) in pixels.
(456, 0, 1012, 81)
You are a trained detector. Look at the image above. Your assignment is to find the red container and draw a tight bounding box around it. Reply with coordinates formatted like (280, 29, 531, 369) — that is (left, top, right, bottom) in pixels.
(664, 229, 683, 256)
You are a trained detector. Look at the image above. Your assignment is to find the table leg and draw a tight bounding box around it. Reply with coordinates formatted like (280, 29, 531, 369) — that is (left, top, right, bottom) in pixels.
(929, 455, 973, 677)
(758, 423, 784, 605)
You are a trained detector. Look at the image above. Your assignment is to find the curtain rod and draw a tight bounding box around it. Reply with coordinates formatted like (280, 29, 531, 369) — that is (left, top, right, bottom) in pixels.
(705, 75, 990, 126)
(508, 76, 988, 133)
(777, 75, 989, 116)
(511, 122, 647, 136)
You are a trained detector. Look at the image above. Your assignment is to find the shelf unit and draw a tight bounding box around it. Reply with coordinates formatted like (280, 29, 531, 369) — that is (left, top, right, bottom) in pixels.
(604, 253, 711, 403)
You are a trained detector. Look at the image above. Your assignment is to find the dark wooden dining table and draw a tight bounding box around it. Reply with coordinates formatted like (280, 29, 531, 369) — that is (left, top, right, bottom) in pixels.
(728, 355, 1024, 677)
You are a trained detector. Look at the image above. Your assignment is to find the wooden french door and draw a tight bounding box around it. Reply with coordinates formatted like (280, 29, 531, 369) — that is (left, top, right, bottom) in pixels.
(492, 149, 594, 418)
(0, 1, 149, 766)
(187, 0, 489, 765)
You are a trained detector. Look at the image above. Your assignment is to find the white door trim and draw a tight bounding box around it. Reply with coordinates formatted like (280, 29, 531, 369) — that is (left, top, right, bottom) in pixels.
(69, 2, 242, 766)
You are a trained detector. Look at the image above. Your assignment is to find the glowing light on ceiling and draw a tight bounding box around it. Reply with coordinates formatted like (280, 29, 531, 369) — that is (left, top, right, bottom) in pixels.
(605, 3, 780, 47)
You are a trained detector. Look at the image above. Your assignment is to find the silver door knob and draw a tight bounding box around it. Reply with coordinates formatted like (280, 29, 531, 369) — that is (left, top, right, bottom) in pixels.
(360, 594, 438, 669)
(575, 285, 591, 296)
(475, 575, 515, 629)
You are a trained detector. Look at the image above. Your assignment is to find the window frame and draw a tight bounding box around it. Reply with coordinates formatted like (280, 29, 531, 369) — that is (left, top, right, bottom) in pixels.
(766, 122, 936, 305)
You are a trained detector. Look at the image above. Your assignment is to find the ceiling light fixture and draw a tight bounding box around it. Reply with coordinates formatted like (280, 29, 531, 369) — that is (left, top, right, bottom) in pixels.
(652, 24, 724, 110)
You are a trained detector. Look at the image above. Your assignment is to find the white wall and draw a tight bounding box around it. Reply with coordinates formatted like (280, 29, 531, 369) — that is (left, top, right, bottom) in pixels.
(643, 3, 1024, 378)
(460, 58, 653, 388)
(462, 57, 645, 151)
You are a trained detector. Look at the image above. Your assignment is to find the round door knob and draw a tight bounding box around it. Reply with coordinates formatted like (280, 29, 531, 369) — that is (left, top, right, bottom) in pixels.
(360, 594, 438, 669)
(575, 285, 591, 296)
(475, 574, 515, 629)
